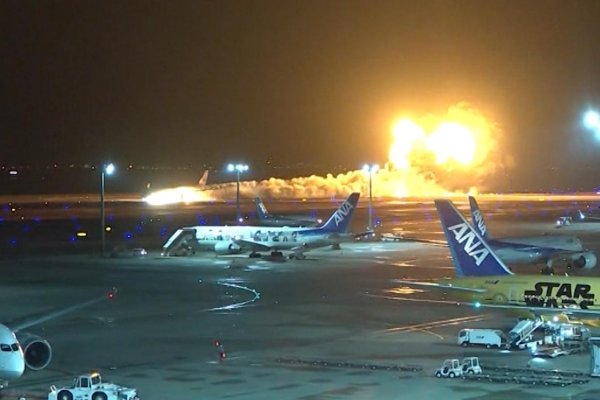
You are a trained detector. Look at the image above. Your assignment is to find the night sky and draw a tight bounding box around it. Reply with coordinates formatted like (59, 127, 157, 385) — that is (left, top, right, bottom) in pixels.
(3, 1, 600, 180)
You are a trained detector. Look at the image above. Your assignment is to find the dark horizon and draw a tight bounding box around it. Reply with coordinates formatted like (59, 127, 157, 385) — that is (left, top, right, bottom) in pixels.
(3, 1, 600, 190)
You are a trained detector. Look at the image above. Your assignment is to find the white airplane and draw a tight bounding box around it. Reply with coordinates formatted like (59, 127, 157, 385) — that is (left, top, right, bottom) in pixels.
(0, 289, 115, 388)
(162, 193, 360, 258)
(143, 170, 211, 206)
(254, 197, 322, 227)
(469, 196, 596, 272)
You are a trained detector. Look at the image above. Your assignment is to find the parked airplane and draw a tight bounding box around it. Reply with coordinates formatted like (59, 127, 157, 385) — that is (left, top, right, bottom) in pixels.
(143, 170, 211, 206)
(162, 193, 360, 258)
(394, 200, 600, 324)
(468, 196, 596, 272)
(0, 289, 115, 388)
(254, 197, 322, 227)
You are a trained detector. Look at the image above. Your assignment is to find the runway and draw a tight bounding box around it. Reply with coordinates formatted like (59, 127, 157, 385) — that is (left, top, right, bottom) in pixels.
(4, 195, 600, 399)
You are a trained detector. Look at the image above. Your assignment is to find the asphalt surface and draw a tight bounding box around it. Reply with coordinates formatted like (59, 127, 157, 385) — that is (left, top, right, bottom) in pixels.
(4, 195, 600, 399)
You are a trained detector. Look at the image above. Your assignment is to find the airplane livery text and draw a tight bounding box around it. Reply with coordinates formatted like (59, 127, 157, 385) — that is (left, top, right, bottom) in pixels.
(447, 222, 490, 266)
(333, 200, 354, 226)
(472, 210, 487, 237)
(524, 282, 595, 309)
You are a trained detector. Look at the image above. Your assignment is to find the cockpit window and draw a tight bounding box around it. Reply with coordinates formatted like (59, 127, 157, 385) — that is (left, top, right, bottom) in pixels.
(0, 344, 10, 352)
(10, 343, 19, 351)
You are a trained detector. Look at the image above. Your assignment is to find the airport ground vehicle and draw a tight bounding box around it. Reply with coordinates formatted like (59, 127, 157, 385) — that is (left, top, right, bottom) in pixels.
(434, 359, 462, 378)
(380, 232, 404, 242)
(556, 216, 572, 227)
(531, 346, 570, 358)
(458, 328, 506, 348)
(461, 357, 482, 374)
(110, 246, 148, 258)
(47, 372, 139, 400)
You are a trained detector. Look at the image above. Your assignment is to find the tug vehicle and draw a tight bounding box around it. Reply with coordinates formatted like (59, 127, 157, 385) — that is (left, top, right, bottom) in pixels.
(434, 359, 462, 378)
(460, 357, 482, 375)
(47, 372, 139, 400)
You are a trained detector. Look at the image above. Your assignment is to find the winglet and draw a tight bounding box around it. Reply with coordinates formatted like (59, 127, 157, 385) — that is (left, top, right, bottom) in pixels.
(319, 193, 360, 233)
(435, 199, 512, 277)
(468, 196, 489, 239)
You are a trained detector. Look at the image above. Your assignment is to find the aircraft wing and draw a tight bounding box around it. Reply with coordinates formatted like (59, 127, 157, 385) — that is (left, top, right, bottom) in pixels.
(7, 288, 117, 332)
(234, 239, 273, 252)
(393, 280, 487, 293)
(465, 302, 600, 318)
(234, 239, 323, 254)
(383, 291, 600, 319)
(400, 237, 448, 247)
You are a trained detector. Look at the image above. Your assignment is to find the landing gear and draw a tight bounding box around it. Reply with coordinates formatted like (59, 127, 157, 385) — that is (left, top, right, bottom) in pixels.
(541, 266, 554, 275)
(270, 251, 283, 257)
(331, 243, 341, 250)
(249, 252, 261, 258)
(542, 260, 555, 275)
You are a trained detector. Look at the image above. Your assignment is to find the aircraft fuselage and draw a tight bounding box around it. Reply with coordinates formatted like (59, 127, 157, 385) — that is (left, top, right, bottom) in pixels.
(448, 275, 599, 311)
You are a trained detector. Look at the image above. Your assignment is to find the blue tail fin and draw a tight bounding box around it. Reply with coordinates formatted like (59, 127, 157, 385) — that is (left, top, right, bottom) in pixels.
(319, 193, 360, 233)
(255, 197, 270, 220)
(468, 196, 489, 239)
(435, 199, 512, 277)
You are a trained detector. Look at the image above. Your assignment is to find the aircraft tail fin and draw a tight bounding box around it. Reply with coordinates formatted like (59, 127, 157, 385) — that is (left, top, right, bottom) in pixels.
(198, 170, 209, 186)
(255, 197, 270, 220)
(435, 199, 512, 277)
(468, 196, 489, 239)
(319, 193, 360, 233)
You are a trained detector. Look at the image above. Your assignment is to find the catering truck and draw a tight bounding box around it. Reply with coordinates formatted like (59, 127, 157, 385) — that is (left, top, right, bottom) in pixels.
(458, 328, 506, 349)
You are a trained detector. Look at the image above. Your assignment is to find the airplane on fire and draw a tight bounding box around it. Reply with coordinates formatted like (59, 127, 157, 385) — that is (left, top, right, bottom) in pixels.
(392, 200, 600, 325)
(162, 193, 359, 258)
(468, 196, 596, 273)
(143, 170, 210, 206)
(254, 197, 322, 227)
(0, 289, 115, 388)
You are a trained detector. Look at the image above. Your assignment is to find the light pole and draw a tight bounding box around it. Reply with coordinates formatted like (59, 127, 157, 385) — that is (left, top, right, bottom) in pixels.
(227, 163, 249, 223)
(100, 163, 115, 257)
(362, 164, 379, 232)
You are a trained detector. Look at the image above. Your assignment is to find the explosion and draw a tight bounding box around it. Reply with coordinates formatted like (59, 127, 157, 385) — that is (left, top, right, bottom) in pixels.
(390, 104, 498, 173)
(145, 102, 505, 205)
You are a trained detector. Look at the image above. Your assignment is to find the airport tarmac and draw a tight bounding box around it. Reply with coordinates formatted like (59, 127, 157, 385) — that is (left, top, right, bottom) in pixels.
(4, 196, 600, 399)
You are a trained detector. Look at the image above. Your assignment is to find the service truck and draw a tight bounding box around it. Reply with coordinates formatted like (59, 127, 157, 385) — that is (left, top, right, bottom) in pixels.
(458, 328, 506, 349)
(48, 372, 139, 400)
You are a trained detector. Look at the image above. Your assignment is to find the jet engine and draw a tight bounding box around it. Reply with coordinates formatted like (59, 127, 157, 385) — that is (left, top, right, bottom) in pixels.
(214, 242, 242, 254)
(572, 252, 598, 270)
(16, 333, 52, 370)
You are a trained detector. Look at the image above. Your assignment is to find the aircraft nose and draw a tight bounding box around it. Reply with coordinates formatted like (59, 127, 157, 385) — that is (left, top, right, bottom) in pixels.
(0, 353, 24, 380)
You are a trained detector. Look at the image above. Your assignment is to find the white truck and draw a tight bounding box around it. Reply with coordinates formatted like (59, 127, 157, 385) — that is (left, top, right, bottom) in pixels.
(48, 372, 139, 400)
(458, 328, 506, 349)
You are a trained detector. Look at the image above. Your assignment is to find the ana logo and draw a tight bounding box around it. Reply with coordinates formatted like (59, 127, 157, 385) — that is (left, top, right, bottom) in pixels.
(333, 200, 354, 226)
(447, 222, 490, 266)
(472, 210, 487, 237)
